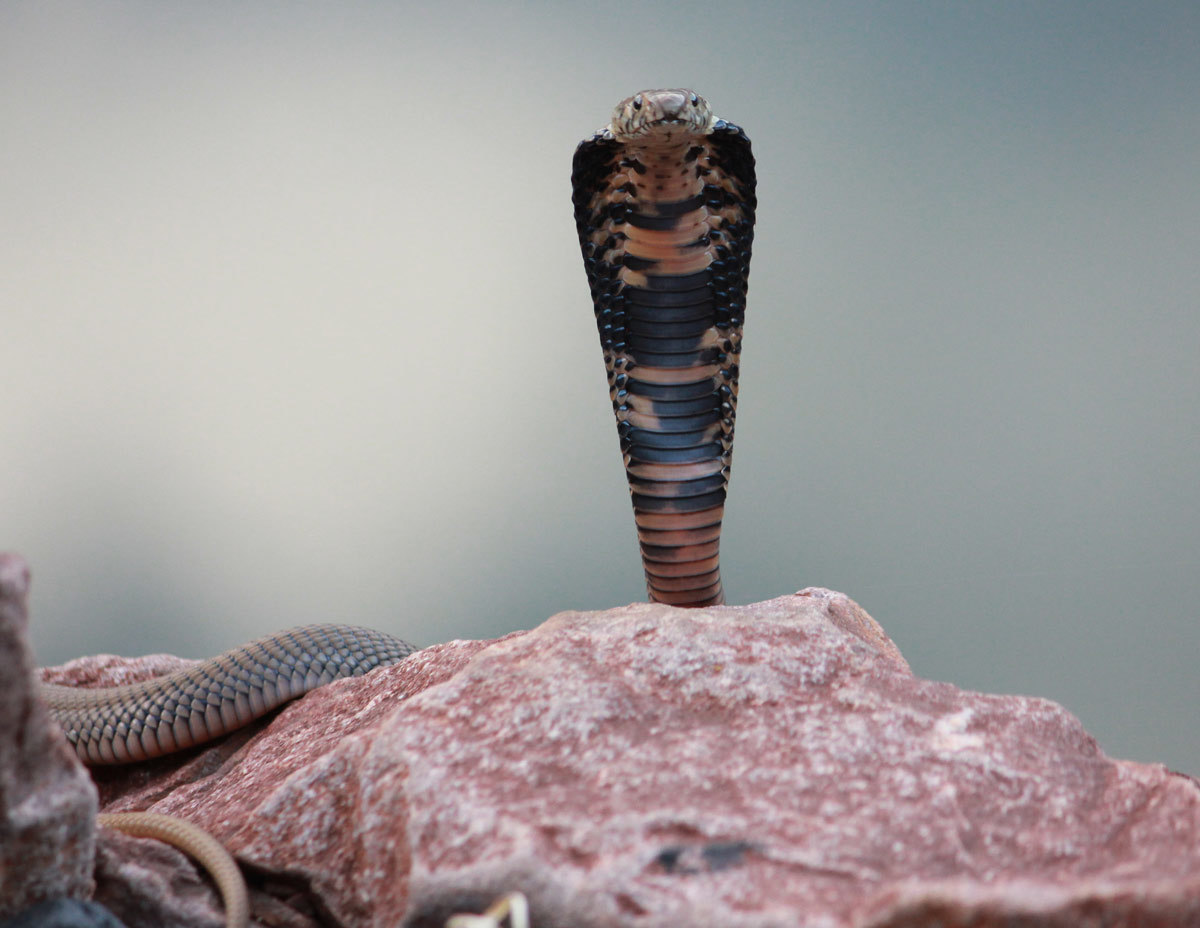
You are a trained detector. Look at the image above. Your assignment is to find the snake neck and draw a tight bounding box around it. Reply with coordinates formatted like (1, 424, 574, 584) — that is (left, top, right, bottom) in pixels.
(614, 139, 728, 607)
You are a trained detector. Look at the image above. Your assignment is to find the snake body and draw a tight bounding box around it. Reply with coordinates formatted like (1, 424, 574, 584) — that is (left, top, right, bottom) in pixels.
(40, 624, 416, 765)
(572, 89, 756, 607)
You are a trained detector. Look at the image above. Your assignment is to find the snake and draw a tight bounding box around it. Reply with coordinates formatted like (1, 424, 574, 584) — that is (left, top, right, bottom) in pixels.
(36, 89, 754, 928)
(39, 625, 416, 927)
(571, 88, 755, 607)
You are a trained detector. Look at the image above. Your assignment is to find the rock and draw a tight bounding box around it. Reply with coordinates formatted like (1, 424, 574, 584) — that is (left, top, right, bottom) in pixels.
(44, 589, 1200, 927)
(0, 554, 98, 918)
(0, 899, 127, 928)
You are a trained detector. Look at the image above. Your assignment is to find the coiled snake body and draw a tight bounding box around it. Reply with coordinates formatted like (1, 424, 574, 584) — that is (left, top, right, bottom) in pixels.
(37, 89, 754, 928)
(571, 89, 755, 607)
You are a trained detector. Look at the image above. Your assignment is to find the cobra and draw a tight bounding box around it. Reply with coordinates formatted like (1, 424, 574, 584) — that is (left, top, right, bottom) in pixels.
(571, 88, 756, 607)
(37, 89, 755, 927)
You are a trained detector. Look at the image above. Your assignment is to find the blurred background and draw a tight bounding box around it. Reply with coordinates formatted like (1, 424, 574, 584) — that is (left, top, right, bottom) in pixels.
(3, 2, 1197, 774)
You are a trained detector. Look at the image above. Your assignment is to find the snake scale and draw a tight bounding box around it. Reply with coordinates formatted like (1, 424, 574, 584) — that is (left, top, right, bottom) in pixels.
(36, 89, 754, 928)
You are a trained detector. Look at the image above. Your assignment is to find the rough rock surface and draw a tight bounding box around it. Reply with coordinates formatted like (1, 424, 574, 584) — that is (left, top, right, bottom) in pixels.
(0, 554, 98, 918)
(41, 588, 1200, 928)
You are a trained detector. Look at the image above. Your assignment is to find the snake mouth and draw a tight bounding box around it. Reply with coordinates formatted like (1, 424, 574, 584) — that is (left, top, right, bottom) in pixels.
(625, 122, 683, 137)
(617, 119, 705, 144)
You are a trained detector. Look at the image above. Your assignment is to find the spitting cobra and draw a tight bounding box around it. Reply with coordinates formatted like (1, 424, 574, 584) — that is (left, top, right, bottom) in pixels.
(38, 88, 754, 928)
(571, 88, 756, 607)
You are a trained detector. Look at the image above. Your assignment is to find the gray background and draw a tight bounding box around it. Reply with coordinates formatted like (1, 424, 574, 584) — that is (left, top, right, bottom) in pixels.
(3, 2, 1197, 774)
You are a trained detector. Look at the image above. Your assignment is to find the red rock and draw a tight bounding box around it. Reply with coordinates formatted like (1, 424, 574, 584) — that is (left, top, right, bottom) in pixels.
(44, 590, 1200, 927)
(0, 553, 98, 918)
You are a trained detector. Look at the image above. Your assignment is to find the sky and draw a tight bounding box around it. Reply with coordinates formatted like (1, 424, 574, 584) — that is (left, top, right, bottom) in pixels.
(2, 1, 1198, 774)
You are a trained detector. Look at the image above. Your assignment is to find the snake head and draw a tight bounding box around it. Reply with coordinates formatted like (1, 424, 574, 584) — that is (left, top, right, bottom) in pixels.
(610, 89, 715, 143)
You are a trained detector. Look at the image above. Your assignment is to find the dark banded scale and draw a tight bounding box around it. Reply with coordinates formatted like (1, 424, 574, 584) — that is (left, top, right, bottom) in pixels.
(572, 89, 756, 607)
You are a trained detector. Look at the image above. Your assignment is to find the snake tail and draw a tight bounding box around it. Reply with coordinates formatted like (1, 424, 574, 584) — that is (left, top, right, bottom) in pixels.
(40, 624, 417, 765)
(98, 812, 249, 928)
(572, 89, 756, 607)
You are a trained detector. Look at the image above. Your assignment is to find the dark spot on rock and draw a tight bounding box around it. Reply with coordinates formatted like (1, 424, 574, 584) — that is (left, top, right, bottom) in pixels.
(653, 841, 756, 875)
(655, 846, 683, 872)
(702, 841, 754, 871)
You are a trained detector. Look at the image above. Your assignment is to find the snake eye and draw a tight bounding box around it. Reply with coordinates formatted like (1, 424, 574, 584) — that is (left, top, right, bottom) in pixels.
(632, 94, 643, 110)
(689, 93, 698, 106)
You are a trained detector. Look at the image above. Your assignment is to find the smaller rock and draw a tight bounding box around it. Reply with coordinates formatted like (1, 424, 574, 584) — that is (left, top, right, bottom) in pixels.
(0, 554, 99, 918)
